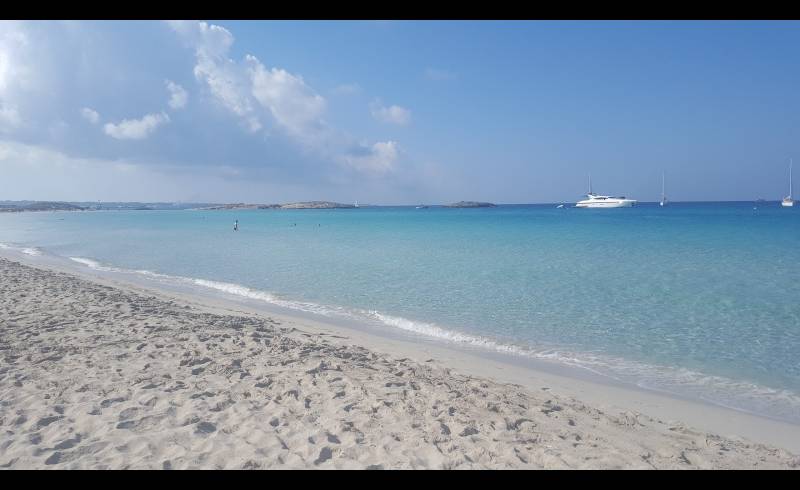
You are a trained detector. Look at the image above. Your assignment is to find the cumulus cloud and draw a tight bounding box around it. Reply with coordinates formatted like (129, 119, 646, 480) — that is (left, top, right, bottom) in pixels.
(168, 21, 260, 131)
(165, 80, 188, 109)
(0, 25, 30, 94)
(168, 21, 332, 145)
(168, 20, 400, 173)
(0, 24, 32, 131)
(246, 54, 326, 144)
(341, 141, 399, 173)
(80, 107, 100, 124)
(103, 112, 169, 140)
(1, 19, 411, 194)
(370, 99, 411, 125)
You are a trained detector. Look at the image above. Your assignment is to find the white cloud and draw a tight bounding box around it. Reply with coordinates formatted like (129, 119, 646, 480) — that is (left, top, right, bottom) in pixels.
(0, 24, 30, 94)
(103, 111, 169, 140)
(169, 21, 331, 145)
(342, 141, 398, 173)
(246, 55, 326, 144)
(166, 20, 405, 175)
(168, 20, 340, 153)
(0, 24, 31, 131)
(424, 67, 456, 81)
(167, 20, 234, 59)
(80, 107, 100, 124)
(370, 99, 411, 126)
(165, 80, 188, 109)
(168, 21, 259, 131)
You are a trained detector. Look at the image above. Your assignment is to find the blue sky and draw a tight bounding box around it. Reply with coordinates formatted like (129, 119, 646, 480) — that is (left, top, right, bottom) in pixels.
(0, 20, 798, 203)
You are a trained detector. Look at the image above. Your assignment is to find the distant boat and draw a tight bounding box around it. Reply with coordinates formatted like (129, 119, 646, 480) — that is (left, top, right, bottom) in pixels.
(782, 159, 794, 207)
(354, 200, 360, 208)
(415, 205, 429, 209)
(660, 171, 667, 207)
(575, 174, 636, 208)
(556, 204, 564, 209)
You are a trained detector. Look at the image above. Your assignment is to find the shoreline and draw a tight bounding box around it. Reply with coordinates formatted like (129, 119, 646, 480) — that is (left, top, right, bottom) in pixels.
(4, 246, 800, 439)
(1, 251, 799, 468)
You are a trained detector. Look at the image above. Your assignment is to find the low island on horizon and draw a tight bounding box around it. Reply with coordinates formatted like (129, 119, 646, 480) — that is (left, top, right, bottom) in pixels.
(1, 200, 504, 212)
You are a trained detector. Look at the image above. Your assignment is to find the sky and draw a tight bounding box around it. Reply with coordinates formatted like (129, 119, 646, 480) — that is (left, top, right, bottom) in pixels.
(0, 20, 798, 204)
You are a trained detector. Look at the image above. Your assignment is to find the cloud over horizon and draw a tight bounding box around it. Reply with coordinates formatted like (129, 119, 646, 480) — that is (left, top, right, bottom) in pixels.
(0, 20, 436, 203)
(103, 112, 170, 140)
(341, 140, 399, 173)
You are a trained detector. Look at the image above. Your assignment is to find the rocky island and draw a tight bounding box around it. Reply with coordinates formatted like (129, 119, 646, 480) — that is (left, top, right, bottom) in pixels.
(445, 201, 497, 208)
(194, 201, 356, 210)
(194, 203, 280, 210)
(279, 201, 355, 209)
(0, 201, 86, 212)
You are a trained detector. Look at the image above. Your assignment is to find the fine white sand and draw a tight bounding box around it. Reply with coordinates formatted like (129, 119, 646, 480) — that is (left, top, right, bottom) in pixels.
(1, 256, 798, 469)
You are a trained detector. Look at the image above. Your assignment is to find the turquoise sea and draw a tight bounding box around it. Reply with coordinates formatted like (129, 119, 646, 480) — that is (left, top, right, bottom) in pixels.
(2, 202, 799, 423)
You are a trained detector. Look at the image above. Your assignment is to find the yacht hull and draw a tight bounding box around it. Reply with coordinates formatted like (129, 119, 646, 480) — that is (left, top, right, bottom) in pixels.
(575, 199, 636, 208)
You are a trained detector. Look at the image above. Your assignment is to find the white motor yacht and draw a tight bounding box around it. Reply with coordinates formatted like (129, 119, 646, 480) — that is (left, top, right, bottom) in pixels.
(782, 159, 794, 207)
(575, 175, 636, 208)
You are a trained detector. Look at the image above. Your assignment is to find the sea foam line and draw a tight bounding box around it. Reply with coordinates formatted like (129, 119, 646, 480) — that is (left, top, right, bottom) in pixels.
(0, 242, 43, 256)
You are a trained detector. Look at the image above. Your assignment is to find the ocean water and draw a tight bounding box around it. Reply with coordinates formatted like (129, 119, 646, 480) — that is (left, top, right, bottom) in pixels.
(1, 202, 799, 423)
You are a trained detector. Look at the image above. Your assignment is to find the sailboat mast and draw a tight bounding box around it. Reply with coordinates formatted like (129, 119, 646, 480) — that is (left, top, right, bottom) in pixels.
(662, 171, 665, 200)
(791, 159, 793, 198)
(588, 173, 592, 195)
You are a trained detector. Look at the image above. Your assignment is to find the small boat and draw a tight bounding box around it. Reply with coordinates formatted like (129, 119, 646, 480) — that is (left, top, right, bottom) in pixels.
(782, 159, 794, 207)
(415, 205, 429, 209)
(354, 200, 360, 208)
(575, 174, 636, 208)
(556, 204, 564, 209)
(660, 171, 667, 207)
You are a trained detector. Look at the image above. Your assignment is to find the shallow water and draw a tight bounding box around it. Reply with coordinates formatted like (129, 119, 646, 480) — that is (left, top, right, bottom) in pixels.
(1, 202, 799, 422)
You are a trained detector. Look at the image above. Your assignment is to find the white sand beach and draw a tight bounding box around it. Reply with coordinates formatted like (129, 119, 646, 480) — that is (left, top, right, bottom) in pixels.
(1, 254, 799, 469)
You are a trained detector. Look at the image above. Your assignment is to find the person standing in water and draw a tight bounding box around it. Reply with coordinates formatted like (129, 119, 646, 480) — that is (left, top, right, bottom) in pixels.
(233, 219, 239, 231)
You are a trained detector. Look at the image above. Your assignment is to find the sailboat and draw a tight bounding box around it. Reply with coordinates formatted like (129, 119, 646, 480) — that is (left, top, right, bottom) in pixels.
(660, 171, 667, 207)
(782, 159, 794, 207)
(354, 200, 360, 208)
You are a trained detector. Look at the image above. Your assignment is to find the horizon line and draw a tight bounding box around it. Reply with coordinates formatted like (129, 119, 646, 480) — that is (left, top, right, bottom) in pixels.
(0, 199, 791, 207)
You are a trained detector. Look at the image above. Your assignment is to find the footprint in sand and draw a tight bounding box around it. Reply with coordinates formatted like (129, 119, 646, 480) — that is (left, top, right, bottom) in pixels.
(314, 447, 333, 465)
(195, 422, 216, 434)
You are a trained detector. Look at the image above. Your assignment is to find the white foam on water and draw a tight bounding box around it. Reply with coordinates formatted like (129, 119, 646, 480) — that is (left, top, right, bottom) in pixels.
(0, 242, 42, 256)
(69, 257, 110, 270)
